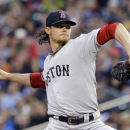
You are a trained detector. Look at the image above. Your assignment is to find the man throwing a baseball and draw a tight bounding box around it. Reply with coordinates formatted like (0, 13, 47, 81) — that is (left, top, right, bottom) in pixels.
(0, 10, 130, 130)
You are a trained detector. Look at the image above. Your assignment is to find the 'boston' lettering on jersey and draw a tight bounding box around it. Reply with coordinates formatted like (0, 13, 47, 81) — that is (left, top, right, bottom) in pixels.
(45, 65, 69, 86)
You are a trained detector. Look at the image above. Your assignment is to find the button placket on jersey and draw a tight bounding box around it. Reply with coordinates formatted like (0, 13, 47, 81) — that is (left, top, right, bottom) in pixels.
(49, 61, 56, 84)
(49, 60, 60, 99)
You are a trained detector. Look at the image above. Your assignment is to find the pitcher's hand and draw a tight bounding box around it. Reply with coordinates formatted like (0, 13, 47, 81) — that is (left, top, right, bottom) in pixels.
(0, 69, 8, 80)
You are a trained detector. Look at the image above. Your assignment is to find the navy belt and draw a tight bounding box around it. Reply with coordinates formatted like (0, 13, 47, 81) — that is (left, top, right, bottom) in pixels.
(49, 114, 94, 125)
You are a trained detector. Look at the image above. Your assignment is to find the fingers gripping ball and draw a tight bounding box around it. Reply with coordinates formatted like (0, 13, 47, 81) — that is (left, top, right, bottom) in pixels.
(111, 59, 130, 82)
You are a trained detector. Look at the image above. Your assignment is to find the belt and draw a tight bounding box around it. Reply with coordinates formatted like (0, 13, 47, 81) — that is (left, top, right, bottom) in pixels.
(49, 113, 94, 125)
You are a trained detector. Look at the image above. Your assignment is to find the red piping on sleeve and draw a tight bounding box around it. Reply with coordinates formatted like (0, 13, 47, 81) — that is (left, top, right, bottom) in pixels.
(97, 22, 119, 45)
(30, 72, 46, 89)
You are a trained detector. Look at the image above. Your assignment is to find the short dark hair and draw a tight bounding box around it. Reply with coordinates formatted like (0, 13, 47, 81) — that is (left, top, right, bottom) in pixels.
(35, 30, 50, 45)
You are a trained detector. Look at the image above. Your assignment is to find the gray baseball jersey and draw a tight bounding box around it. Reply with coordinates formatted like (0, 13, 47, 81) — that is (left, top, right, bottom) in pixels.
(42, 29, 101, 117)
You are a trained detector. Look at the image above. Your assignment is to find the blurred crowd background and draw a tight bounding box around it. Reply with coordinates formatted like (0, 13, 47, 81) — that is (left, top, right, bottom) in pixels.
(0, 0, 130, 130)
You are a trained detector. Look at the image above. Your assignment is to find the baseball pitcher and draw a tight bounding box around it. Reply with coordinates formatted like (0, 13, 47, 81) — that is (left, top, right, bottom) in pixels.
(0, 10, 130, 130)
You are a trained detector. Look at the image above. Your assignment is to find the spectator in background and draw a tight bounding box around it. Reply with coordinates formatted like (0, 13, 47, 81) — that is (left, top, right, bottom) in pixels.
(1, 82, 22, 110)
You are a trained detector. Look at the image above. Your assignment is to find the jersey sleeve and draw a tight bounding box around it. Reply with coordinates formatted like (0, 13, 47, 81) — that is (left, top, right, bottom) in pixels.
(74, 29, 101, 57)
(30, 72, 46, 89)
(97, 22, 119, 45)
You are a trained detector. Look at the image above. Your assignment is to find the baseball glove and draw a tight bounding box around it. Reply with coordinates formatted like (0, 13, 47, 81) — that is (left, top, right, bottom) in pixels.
(111, 59, 130, 82)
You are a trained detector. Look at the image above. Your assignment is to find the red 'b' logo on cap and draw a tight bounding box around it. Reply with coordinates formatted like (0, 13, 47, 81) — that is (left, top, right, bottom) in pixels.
(59, 11, 66, 18)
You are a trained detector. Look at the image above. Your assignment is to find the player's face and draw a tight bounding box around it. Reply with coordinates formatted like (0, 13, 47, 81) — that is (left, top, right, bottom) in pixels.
(47, 22, 71, 45)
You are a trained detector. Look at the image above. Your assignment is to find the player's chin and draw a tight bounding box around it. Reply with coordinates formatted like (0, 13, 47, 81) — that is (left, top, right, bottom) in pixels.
(58, 40, 69, 45)
(59, 37, 70, 42)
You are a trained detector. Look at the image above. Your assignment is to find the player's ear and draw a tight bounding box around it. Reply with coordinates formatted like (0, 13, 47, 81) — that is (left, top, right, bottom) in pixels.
(45, 27, 51, 35)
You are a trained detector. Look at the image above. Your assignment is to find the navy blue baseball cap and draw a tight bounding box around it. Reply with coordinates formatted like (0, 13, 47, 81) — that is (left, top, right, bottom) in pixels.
(46, 10, 76, 27)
